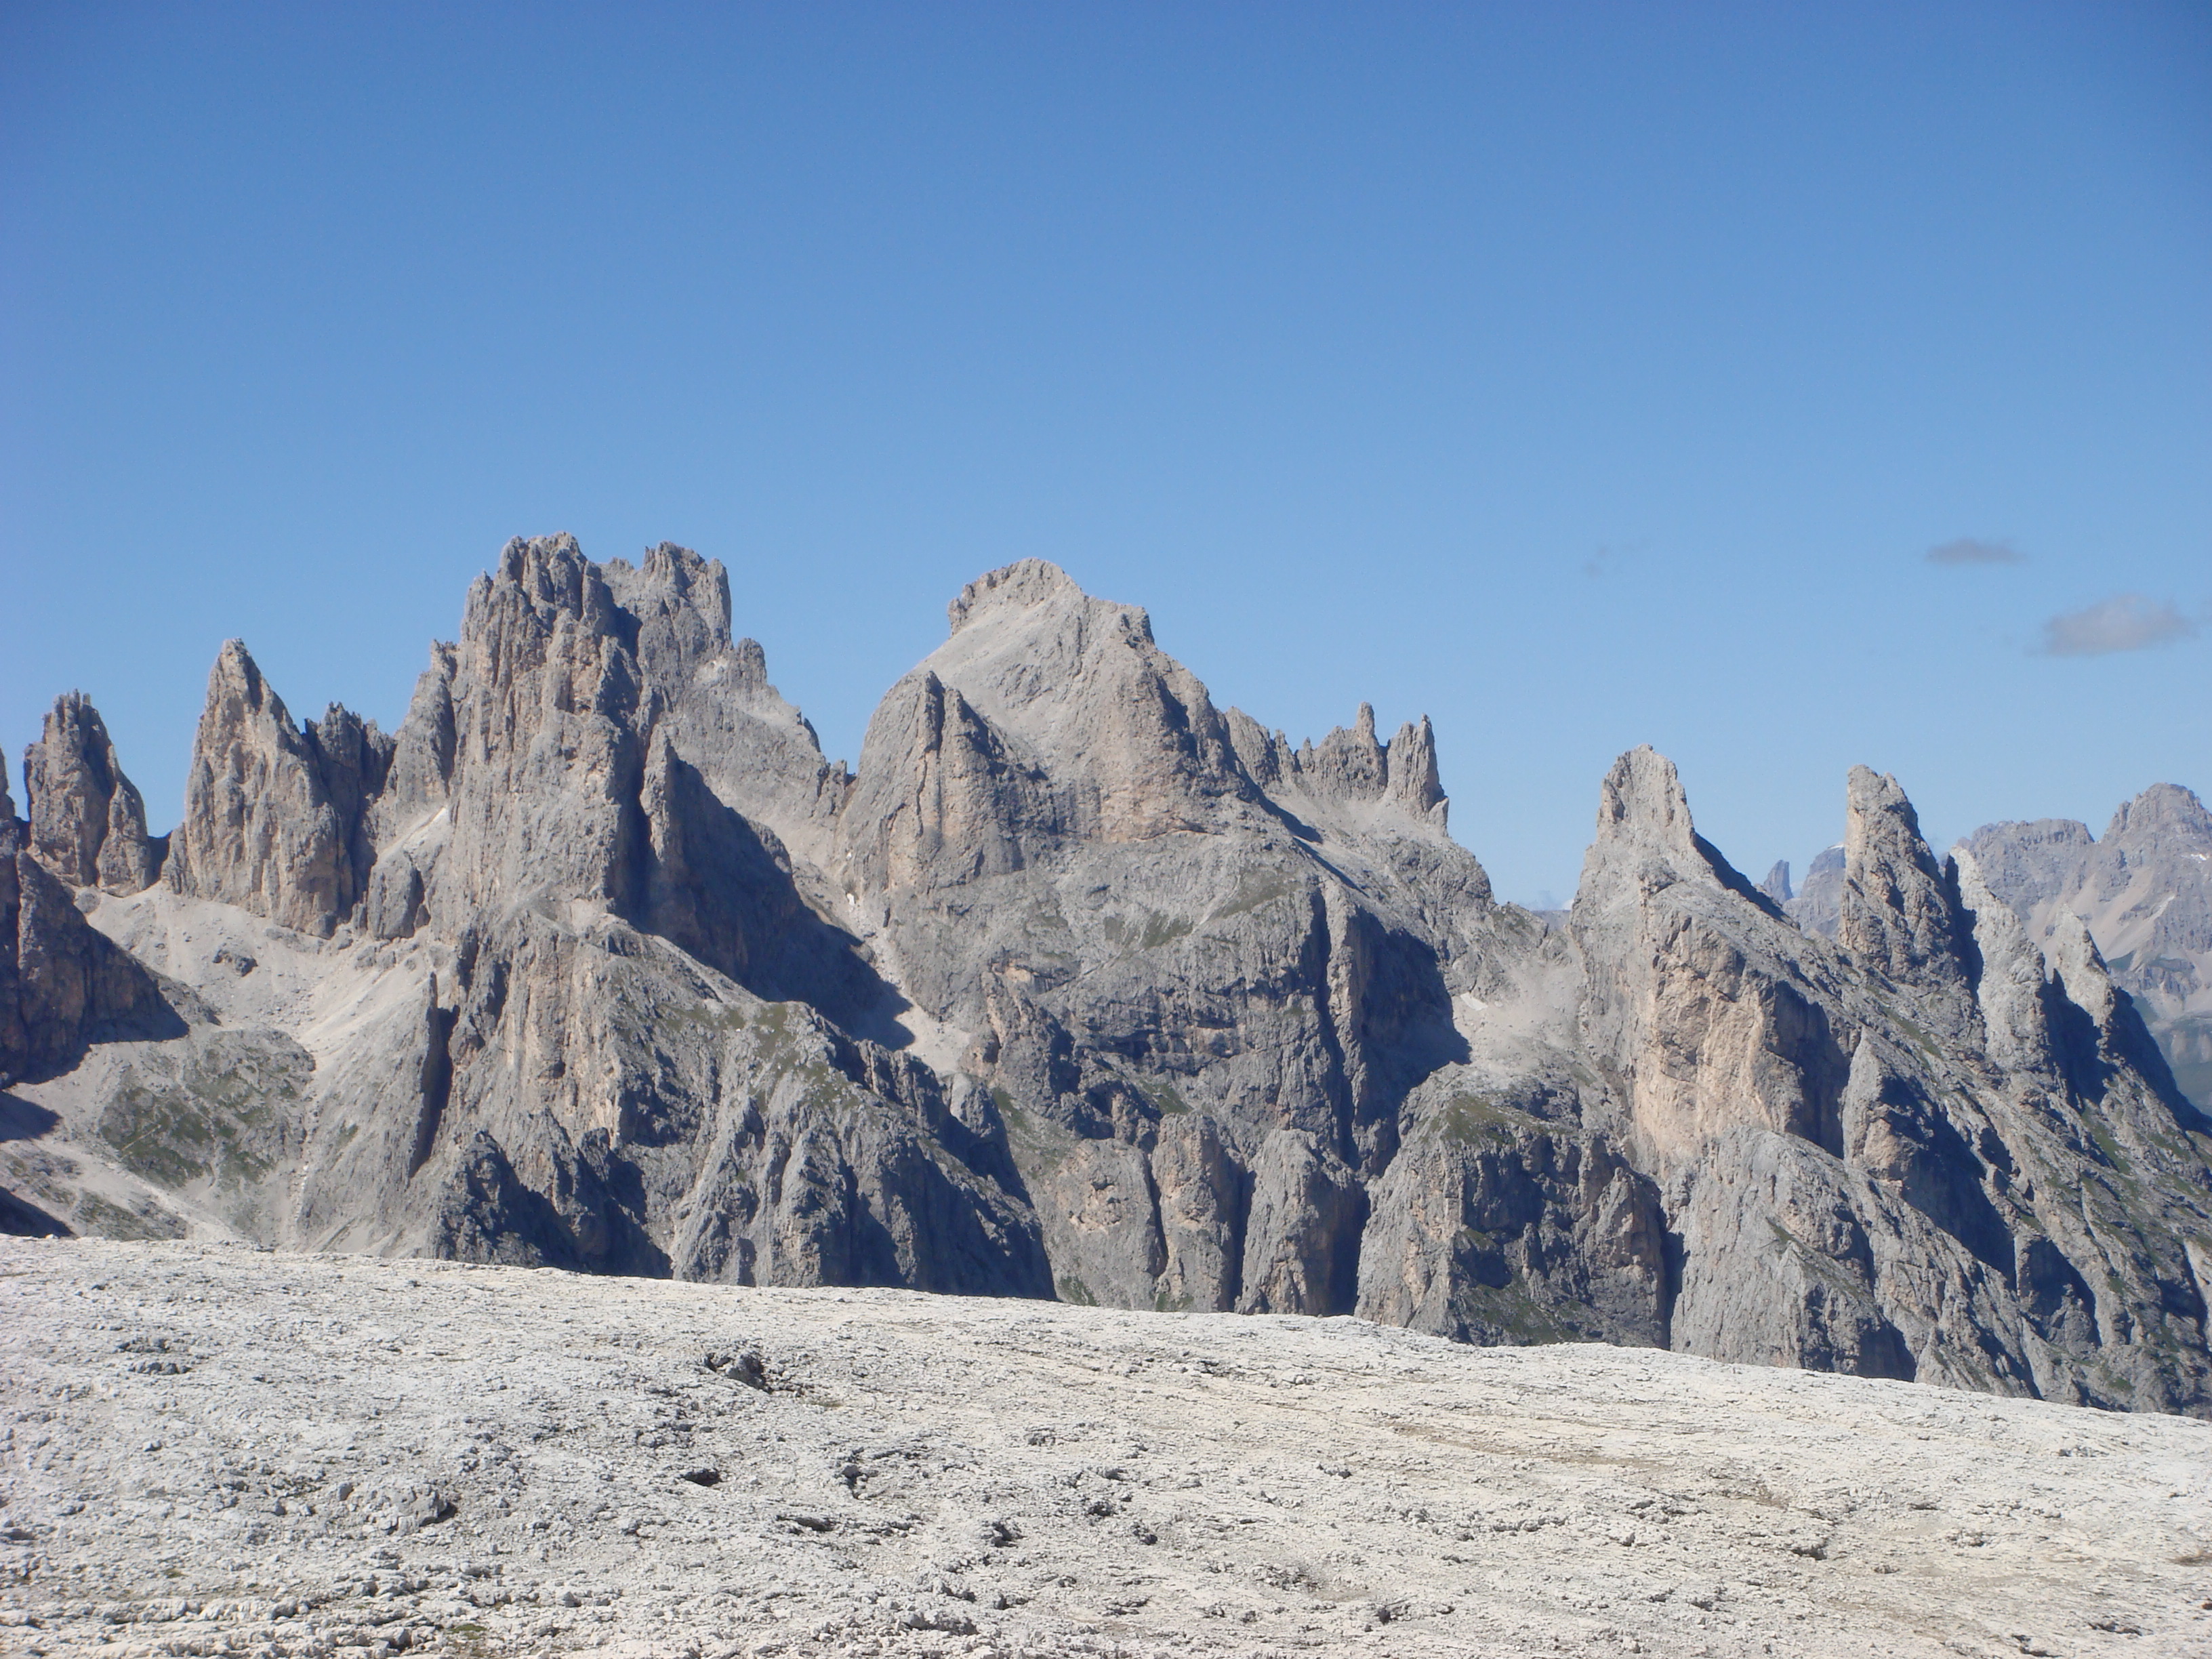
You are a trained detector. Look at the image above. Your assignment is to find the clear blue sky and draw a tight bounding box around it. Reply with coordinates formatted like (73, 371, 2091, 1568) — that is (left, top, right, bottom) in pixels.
(3, 2, 2206, 906)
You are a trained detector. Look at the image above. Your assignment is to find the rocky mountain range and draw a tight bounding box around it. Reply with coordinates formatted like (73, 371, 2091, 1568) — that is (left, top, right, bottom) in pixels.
(5, 537, 2210, 1414)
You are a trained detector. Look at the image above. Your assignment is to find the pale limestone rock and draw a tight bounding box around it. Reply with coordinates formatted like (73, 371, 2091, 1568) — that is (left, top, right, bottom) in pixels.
(1966, 783, 2212, 1109)
(1572, 746, 1845, 1168)
(279, 536, 1047, 1295)
(1666, 1125, 1913, 1380)
(1838, 765, 1972, 1010)
(0, 815, 174, 1085)
(18, 541, 2212, 1418)
(1954, 848, 2057, 1076)
(1236, 1128, 1362, 1315)
(21, 693, 160, 894)
(1568, 743, 2212, 1404)
(1149, 1112, 1244, 1312)
(837, 559, 1490, 1319)
(18, 1237, 2212, 1659)
(163, 641, 362, 937)
(1786, 843, 1845, 936)
(1353, 1076, 1665, 1348)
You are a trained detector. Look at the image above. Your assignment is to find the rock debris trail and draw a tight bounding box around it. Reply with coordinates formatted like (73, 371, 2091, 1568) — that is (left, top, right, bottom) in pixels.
(4, 1240, 2211, 1658)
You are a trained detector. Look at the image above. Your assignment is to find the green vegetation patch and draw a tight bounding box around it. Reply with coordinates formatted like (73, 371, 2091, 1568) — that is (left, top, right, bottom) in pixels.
(1103, 910, 1197, 951)
(73, 1192, 187, 1242)
(1448, 1269, 1584, 1345)
(1143, 1082, 1192, 1117)
(95, 1029, 311, 1192)
(1211, 869, 1296, 920)
(1435, 1092, 1542, 1144)
(659, 1000, 752, 1037)
(998, 1097, 1077, 1179)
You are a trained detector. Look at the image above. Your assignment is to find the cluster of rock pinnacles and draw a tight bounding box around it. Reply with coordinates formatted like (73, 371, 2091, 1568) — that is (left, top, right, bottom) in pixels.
(5, 537, 2209, 1413)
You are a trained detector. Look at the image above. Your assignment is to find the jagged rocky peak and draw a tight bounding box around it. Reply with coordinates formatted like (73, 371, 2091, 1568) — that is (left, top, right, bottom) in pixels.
(1962, 780, 2212, 1107)
(20, 692, 162, 894)
(1252, 703, 1449, 827)
(1, 785, 173, 1086)
(945, 556, 1088, 634)
(1595, 744, 1698, 857)
(1837, 765, 1972, 1002)
(843, 560, 1256, 888)
(1576, 743, 1736, 899)
(1573, 746, 1835, 1162)
(2108, 781, 2212, 851)
(432, 533, 846, 923)
(441, 535, 658, 916)
(165, 640, 380, 938)
(16, 536, 2212, 1418)
(376, 642, 459, 832)
(1759, 859, 1793, 903)
(1959, 816, 2094, 910)
(457, 533, 639, 708)
(600, 541, 736, 691)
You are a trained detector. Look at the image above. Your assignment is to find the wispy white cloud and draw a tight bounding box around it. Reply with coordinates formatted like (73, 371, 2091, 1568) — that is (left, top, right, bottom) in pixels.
(1925, 537, 2024, 566)
(2037, 594, 2198, 657)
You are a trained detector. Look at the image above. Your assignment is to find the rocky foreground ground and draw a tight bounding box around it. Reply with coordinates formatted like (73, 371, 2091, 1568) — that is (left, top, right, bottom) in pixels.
(3, 1240, 2210, 1658)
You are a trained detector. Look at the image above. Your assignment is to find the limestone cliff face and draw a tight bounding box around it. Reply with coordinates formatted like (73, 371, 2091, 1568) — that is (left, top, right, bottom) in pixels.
(21, 694, 162, 895)
(836, 558, 1488, 1319)
(1836, 765, 1974, 1017)
(262, 536, 1044, 1296)
(16, 539, 2212, 1414)
(2, 699, 177, 1089)
(0, 814, 175, 1086)
(1570, 747, 2212, 1408)
(1967, 783, 2212, 1111)
(164, 641, 383, 938)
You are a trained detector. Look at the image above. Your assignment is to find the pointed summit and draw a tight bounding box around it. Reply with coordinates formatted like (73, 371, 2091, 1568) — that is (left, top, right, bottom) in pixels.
(846, 561, 1250, 869)
(1593, 745, 1700, 861)
(22, 693, 161, 894)
(1837, 765, 1971, 1001)
(165, 640, 361, 937)
(2105, 782, 2212, 852)
(947, 559, 1094, 636)
(1385, 715, 1446, 821)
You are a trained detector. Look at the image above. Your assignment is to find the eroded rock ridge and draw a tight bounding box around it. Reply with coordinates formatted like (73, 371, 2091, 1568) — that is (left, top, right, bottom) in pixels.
(6, 539, 2209, 1414)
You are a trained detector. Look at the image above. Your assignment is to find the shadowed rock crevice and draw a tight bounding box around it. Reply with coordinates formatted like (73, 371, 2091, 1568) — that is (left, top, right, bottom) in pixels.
(1, 816, 184, 1085)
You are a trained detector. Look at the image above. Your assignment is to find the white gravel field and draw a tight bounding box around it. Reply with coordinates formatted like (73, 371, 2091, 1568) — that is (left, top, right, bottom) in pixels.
(3, 1237, 2210, 1658)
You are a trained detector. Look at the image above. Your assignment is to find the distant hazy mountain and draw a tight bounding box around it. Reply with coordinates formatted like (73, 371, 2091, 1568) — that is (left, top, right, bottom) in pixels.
(1964, 787, 2212, 1111)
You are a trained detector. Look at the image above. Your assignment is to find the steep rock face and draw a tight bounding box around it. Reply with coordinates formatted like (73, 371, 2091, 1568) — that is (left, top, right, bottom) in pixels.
(1836, 765, 1973, 1017)
(1571, 747, 2212, 1408)
(1573, 748, 1840, 1164)
(21, 694, 161, 894)
(164, 642, 380, 938)
(605, 544, 852, 871)
(14, 537, 2211, 1416)
(836, 559, 1491, 1320)
(243, 536, 1046, 1297)
(0, 815, 176, 1085)
(1354, 1074, 1667, 1348)
(1967, 785, 2212, 1110)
